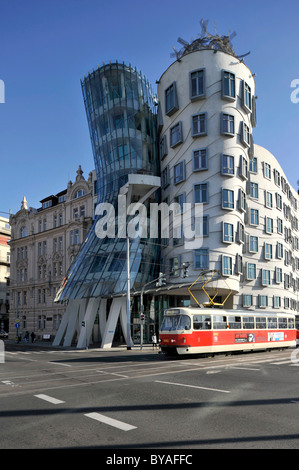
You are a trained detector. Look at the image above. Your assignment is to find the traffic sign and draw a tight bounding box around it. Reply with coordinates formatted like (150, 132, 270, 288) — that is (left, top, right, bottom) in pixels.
(15, 322, 20, 329)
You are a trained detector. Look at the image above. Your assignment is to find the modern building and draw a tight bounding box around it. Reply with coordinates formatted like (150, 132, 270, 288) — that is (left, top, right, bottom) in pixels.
(53, 62, 161, 348)
(51, 24, 299, 349)
(157, 31, 299, 318)
(0, 216, 10, 334)
(8, 166, 94, 341)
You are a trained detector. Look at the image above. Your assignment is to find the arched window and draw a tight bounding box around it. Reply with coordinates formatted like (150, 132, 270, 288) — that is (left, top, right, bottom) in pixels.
(74, 189, 85, 199)
(20, 226, 27, 238)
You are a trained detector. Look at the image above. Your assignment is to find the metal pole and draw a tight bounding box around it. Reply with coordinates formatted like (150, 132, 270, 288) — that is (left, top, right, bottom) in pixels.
(140, 289, 144, 350)
(126, 236, 131, 350)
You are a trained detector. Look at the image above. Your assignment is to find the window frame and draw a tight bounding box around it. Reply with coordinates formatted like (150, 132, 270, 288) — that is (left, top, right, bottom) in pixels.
(191, 112, 207, 137)
(165, 82, 179, 116)
(190, 69, 206, 101)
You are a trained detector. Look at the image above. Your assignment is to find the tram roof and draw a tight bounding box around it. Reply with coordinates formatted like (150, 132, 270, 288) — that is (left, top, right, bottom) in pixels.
(164, 308, 295, 318)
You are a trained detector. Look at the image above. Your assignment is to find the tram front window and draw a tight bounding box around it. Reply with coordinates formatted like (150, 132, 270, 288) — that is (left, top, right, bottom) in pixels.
(160, 315, 191, 331)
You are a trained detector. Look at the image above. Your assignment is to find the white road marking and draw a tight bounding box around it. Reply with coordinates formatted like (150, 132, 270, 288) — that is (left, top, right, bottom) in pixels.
(34, 394, 65, 404)
(84, 412, 137, 431)
(48, 362, 72, 367)
(155, 380, 230, 394)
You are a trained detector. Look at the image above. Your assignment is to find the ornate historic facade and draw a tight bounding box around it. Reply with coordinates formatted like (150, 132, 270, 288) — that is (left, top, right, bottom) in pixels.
(8, 167, 95, 340)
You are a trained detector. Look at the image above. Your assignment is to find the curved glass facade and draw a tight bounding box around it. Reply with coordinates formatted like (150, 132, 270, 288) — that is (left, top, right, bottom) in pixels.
(55, 62, 160, 301)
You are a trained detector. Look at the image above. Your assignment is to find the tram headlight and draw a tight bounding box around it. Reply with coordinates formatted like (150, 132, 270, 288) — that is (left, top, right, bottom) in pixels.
(170, 339, 176, 343)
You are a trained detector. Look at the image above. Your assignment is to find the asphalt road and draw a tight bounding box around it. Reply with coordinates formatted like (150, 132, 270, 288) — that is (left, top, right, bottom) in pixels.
(1, 341, 299, 452)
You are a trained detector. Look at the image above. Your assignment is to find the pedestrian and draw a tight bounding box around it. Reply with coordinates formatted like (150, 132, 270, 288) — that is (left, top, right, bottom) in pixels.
(31, 332, 35, 343)
(152, 332, 158, 349)
(24, 331, 29, 343)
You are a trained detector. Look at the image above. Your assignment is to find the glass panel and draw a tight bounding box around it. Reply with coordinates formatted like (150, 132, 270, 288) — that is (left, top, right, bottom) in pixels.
(193, 315, 211, 330)
(213, 316, 227, 330)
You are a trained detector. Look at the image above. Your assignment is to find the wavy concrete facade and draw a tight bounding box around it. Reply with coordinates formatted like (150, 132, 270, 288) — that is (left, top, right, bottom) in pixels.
(158, 48, 299, 314)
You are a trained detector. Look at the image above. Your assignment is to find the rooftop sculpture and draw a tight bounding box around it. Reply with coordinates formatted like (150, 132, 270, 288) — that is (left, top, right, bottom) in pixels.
(171, 19, 250, 62)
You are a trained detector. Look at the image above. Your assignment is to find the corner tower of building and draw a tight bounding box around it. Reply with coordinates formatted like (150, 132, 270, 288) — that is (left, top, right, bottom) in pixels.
(158, 38, 256, 307)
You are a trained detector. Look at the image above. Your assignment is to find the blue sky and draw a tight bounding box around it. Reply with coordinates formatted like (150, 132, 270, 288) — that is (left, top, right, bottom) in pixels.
(1, 0, 299, 215)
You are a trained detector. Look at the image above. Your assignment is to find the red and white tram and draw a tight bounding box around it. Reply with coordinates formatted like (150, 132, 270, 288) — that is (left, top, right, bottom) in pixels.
(159, 308, 297, 356)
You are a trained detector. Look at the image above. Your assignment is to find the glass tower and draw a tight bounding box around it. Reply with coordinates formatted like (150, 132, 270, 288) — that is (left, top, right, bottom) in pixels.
(55, 62, 160, 302)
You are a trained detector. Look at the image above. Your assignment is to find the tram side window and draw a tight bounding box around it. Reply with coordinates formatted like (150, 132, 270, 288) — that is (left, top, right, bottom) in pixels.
(267, 317, 278, 329)
(278, 317, 287, 329)
(228, 316, 241, 329)
(213, 316, 227, 329)
(288, 318, 295, 329)
(193, 315, 211, 330)
(296, 317, 299, 330)
(243, 317, 254, 329)
(256, 317, 266, 329)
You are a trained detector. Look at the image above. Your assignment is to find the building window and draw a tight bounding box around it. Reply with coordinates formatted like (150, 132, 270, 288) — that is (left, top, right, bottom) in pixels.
(193, 215, 209, 237)
(194, 183, 208, 203)
(161, 166, 170, 189)
(238, 189, 246, 212)
(237, 222, 245, 244)
(221, 113, 235, 136)
(174, 161, 186, 184)
(193, 148, 208, 171)
(241, 122, 250, 147)
(265, 191, 273, 209)
(273, 296, 281, 308)
(191, 113, 207, 137)
(74, 189, 85, 199)
(173, 193, 185, 214)
(249, 236, 258, 253)
(250, 182, 259, 199)
(274, 169, 281, 187)
(247, 263, 256, 280)
(222, 255, 233, 276)
(70, 229, 79, 245)
(235, 254, 243, 274)
(242, 81, 252, 111)
(266, 217, 274, 234)
(249, 157, 257, 173)
(277, 218, 283, 234)
(223, 222, 234, 243)
(169, 256, 180, 276)
(239, 156, 248, 180)
(170, 122, 183, 147)
(259, 295, 268, 308)
(250, 208, 259, 226)
(190, 69, 205, 100)
(277, 242, 283, 259)
(243, 294, 253, 307)
(262, 269, 271, 286)
(194, 249, 209, 269)
(221, 154, 234, 176)
(159, 135, 168, 159)
(222, 189, 234, 210)
(275, 267, 282, 283)
(165, 82, 179, 116)
(222, 71, 235, 99)
(20, 226, 27, 238)
(42, 200, 52, 209)
(264, 163, 271, 180)
(264, 243, 273, 260)
(276, 193, 282, 210)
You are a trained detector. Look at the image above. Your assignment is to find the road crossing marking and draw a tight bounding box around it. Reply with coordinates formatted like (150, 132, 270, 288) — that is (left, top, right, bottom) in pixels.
(155, 380, 230, 394)
(85, 412, 137, 431)
(34, 394, 65, 404)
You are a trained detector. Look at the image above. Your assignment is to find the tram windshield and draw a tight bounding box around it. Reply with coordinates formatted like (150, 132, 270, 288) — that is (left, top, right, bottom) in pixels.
(160, 315, 191, 331)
